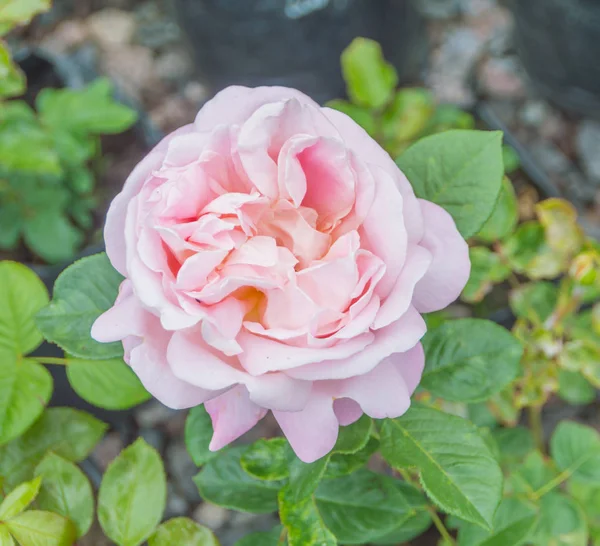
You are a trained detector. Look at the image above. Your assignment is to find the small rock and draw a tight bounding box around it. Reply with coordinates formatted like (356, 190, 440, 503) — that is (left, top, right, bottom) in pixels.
(193, 503, 230, 531)
(416, 0, 461, 19)
(530, 143, 570, 174)
(539, 113, 566, 141)
(520, 100, 550, 128)
(140, 427, 165, 453)
(150, 95, 195, 132)
(576, 120, 600, 184)
(165, 483, 190, 519)
(91, 432, 123, 471)
(39, 19, 89, 54)
(102, 44, 155, 99)
(479, 56, 526, 99)
(135, 401, 177, 429)
(135, 1, 182, 50)
(88, 8, 136, 48)
(164, 410, 188, 438)
(166, 441, 201, 502)
(459, 0, 498, 17)
(230, 511, 261, 527)
(155, 49, 193, 83)
(183, 81, 210, 106)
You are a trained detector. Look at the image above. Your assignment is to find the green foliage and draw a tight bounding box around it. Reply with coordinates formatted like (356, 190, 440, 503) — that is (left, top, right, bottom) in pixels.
(34, 453, 94, 538)
(509, 282, 558, 325)
(185, 405, 218, 467)
(98, 438, 167, 546)
(149, 518, 220, 546)
(0, 0, 50, 35)
(36, 253, 124, 360)
(241, 438, 293, 481)
(66, 357, 150, 410)
(3, 510, 76, 546)
(380, 406, 503, 528)
(0, 477, 41, 520)
(461, 247, 511, 303)
(235, 527, 283, 546)
(0, 44, 25, 99)
(557, 370, 596, 405)
(551, 421, 600, 484)
(396, 130, 504, 238)
(421, 318, 523, 402)
(529, 493, 588, 546)
(476, 177, 519, 243)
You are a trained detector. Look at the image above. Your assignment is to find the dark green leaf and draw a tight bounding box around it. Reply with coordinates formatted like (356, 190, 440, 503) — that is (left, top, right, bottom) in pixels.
(0, 357, 52, 445)
(34, 453, 94, 538)
(0, 203, 22, 250)
(285, 456, 329, 504)
(325, 437, 379, 479)
(0, 408, 107, 489)
(476, 177, 518, 243)
(396, 130, 504, 238)
(98, 438, 166, 546)
(333, 415, 372, 454)
(315, 469, 430, 545)
(0, 261, 49, 355)
(509, 282, 558, 325)
(529, 493, 588, 546)
(380, 406, 503, 528)
(507, 451, 557, 497)
(279, 488, 336, 546)
(36, 253, 124, 360)
(235, 526, 283, 546)
(461, 247, 511, 303)
(66, 357, 150, 410)
(149, 518, 219, 546)
(241, 438, 293, 481)
(492, 427, 534, 466)
(340, 37, 397, 109)
(558, 370, 596, 405)
(194, 447, 283, 513)
(421, 318, 523, 403)
(185, 406, 216, 467)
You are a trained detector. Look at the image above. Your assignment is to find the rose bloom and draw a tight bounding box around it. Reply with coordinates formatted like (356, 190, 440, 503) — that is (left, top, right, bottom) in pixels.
(92, 86, 470, 462)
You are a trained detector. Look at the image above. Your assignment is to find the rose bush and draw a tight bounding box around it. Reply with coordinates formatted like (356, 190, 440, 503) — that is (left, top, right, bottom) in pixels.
(91, 86, 470, 462)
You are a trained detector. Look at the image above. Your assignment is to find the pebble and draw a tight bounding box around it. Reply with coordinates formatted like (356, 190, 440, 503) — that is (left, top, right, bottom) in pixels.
(135, 401, 178, 429)
(91, 432, 123, 471)
(530, 142, 570, 174)
(87, 8, 136, 47)
(140, 427, 165, 453)
(166, 441, 202, 502)
(155, 48, 193, 82)
(102, 44, 155, 99)
(576, 120, 600, 184)
(183, 81, 210, 106)
(165, 483, 190, 519)
(479, 56, 526, 99)
(416, 0, 461, 19)
(520, 100, 550, 128)
(193, 503, 230, 531)
(39, 19, 89, 53)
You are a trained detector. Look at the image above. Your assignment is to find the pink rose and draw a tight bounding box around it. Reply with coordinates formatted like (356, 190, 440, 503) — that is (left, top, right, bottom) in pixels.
(92, 86, 470, 462)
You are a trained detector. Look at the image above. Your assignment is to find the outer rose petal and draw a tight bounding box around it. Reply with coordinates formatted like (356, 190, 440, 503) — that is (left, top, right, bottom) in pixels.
(104, 124, 196, 275)
(206, 385, 267, 451)
(333, 399, 363, 426)
(273, 388, 339, 463)
(389, 342, 425, 395)
(413, 200, 471, 313)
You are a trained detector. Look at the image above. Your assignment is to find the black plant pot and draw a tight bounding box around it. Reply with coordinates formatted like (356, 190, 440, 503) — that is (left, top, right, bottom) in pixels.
(15, 50, 159, 429)
(175, 0, 427, 104)
(511, 0, 600, 117)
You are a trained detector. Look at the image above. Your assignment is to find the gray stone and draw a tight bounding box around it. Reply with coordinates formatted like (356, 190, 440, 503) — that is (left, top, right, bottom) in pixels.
(479, 56, 525, 99)
(165, 483, 190, 519)
(530, 143, 570, 175)
(193, 503, 230, 531)
(155, 49, 193, 82)
(577, 120, 600, 184)
(218, 514, 280, 545)
(140, 427, 165, 453)
(135, 401, 178, 428)
(416, 0, 461, 19)
(166, 441, 201, 502)
(520, 100, 550, 128)
(91, 432, 123, 471)
(88, 8, 136, 48)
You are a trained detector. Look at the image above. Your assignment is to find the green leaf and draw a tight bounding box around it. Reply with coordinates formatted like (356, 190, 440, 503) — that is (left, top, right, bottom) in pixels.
(5, 510, 76, 546)
(0, 43, 25, 98)
(536, 198, 584, 256)
(98, 438, 166, 546)
(149, 518, 219, 546)
(285, 456, 329, 504)
(529, 493, 588, 546)
(457, 497, 537, 546)
(23, 212, 83, 265)
(558, 370, 596, 405)
(315, 469, 430, 545)
(340, 37, 397, 109)
(396, 130, 504, 238)
(332, 415, 372, 454)
(34, 453, 94, 538)
(325, 100, 376, 137)
(241, 438, 293, 481)
(0, 0, 50, 34)
(38, 79, 138, 135)
(421, 318, 523, 403)
(423, 105, 475, 135)
(509, 282, 558, 325)
(468, 404, 498, 430)
(36, 253, 124, 360)
(66, 357, 150, 410)
(0, 203, 23, 251)
(0, 261, 49, 356)
(551, 421, 600, 484)
(507, 450, 557, 497)
(0, 477, 41, 520)
(235, 526, 283, 546)
(0, 408, 107, 489)
(185, 406, 217, 467)
(278, 487, 336, 546)
(194, 447, 282, 513)
(380, 406, 503, 528)
(502, 145, 521, 174)
(0, 525, 14, 546)
(382, 88, 435, 144)
(0, 357, 52, 446)
(461, 247, 511, 303)
(492, 427, 534, 466)
(325, 437, 379, 479)
(558, 341, 600, 388)
(476, 177, 519, 242)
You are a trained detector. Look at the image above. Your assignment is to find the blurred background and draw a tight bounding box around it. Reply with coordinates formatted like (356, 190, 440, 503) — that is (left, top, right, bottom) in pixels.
(4, 0, 600, 543)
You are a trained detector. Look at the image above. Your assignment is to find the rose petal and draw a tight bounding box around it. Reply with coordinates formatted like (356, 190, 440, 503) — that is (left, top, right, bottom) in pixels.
(413, 200, 471, 313)
(333, 398, 363, 426)
(388, 342, 425, 395)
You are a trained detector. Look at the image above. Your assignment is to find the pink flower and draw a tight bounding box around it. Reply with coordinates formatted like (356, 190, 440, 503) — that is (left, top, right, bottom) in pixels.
(92, 86, 470, 462)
